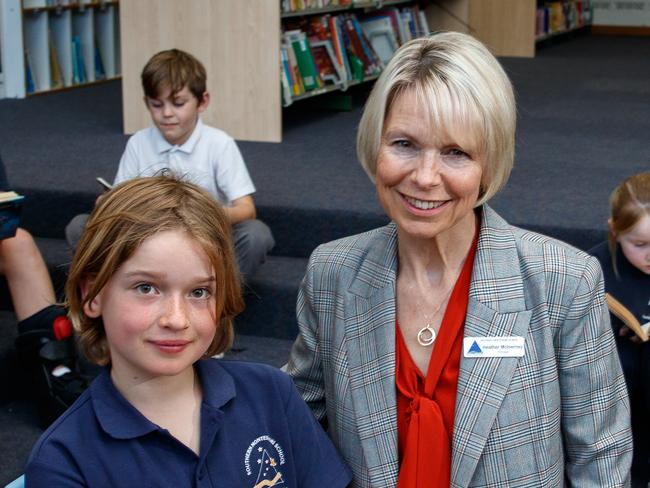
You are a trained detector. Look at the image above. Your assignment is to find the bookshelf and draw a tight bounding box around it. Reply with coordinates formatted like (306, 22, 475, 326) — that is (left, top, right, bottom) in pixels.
(535, 1, 593, 41)
(280, 1, 429, 108)
(0, 0, 120, 99)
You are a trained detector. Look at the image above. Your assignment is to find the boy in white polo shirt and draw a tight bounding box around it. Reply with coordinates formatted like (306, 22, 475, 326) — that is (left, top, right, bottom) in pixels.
(67, 49, 274, 282)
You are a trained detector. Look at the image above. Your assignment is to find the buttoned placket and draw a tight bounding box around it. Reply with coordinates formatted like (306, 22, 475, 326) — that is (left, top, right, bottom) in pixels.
(194, 402, 225, 487)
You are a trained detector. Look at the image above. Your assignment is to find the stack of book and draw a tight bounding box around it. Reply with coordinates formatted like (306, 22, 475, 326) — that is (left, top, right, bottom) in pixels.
(281, 0, 353, 14)
(0, 192, 25, 240)
(536, 0, 593, 39)
(280, 4, 429, 106)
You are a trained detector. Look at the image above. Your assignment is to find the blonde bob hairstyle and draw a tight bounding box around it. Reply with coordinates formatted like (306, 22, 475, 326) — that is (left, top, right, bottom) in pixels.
(357, 31, 516, 205)
(608, 172, 650, 275)
(65, 175, 244, 366)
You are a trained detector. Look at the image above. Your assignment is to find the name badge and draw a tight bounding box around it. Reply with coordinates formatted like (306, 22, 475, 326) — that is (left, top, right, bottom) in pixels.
(463, 336, 525, 358)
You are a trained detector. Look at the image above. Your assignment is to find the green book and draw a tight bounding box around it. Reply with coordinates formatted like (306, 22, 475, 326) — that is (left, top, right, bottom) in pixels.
(288, 32, 319, 91)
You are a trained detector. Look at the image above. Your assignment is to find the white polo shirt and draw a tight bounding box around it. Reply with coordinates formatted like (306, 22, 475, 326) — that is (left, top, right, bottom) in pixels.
(114, 119, 255, 205)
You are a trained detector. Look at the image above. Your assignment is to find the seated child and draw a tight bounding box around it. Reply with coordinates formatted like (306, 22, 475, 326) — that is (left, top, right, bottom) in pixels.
(66, 48, 274, 282)
(26, 176, 351, 487)
(0, 152, 89, 424)
(589, 171, 650, 487)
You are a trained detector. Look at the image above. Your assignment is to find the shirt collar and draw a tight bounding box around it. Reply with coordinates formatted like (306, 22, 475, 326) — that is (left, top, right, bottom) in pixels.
(91, 359, 236, 440)
(153, 118, 204, 155)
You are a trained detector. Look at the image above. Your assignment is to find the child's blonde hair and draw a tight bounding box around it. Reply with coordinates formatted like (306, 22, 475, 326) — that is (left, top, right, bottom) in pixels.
(65, 175, 243, 365)
(608, 171, 650, 275)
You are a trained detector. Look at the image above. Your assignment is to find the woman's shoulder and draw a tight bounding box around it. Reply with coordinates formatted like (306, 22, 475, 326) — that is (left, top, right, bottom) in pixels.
(482, 207, 602, 281)
(309, 223, 395, 264)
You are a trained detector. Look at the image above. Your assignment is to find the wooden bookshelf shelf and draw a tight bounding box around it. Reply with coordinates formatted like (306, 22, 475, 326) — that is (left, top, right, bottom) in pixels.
(25, 75, 120, 97)
(287, 74, 379, 106)
(23, 1, 119, 14)
(536, 24, 590, 42)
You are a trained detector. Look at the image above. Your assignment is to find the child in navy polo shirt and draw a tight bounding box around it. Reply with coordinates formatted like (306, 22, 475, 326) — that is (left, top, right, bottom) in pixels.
(25, 175, 351, 487)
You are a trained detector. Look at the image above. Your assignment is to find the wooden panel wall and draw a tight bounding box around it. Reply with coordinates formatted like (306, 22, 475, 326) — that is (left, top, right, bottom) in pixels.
(120, 0, 281, 142)
(468, 0, 536, 57)
(425, 0, 536, 58)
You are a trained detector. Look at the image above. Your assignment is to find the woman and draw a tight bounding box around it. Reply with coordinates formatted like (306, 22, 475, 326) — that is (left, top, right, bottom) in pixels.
(286, 32, 632, 487)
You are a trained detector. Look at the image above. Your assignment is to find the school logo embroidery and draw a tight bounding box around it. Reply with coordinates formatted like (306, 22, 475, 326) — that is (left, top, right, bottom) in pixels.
(244, 435, 286, 487)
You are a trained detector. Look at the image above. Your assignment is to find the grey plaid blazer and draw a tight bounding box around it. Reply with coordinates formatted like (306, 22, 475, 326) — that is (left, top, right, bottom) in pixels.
(286, 205, 632, 487)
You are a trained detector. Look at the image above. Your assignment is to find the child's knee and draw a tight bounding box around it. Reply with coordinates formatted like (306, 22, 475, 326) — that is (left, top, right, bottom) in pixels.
(235, 220, 275, 255)
(1, 228, 37, 261)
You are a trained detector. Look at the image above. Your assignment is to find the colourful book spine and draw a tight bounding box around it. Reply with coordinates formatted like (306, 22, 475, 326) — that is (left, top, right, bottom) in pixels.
(289, 33, 320, 91)
(25, 51, 36, 93)
(351, 15, 380, 73)
(329, 15, 350, 85)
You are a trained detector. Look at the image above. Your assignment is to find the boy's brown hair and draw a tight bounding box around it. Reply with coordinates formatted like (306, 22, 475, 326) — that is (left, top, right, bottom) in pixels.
(65, 175, 243, 365)
(608, 171, 650, 275)
(141, 49, 206, 100)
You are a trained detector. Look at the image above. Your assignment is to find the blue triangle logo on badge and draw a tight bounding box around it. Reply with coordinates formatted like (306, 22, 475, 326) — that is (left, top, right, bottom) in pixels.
(468, 340, 482, 354)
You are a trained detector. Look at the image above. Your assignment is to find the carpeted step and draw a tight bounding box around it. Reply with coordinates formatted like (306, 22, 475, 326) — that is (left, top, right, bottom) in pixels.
(237, 256, 308, 340)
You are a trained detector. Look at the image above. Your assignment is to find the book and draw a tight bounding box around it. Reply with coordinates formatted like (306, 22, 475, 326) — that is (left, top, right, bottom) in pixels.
(71, 37, 80, 84)
(310, 39, 344, 86)
(280, 45, 295, 105)
(94, 42, 106, 80)
(343, 15, 371, 74)
(25, 51, 36, 94)
(350, 15, 382, 72)
(329, 15, 351, 87)
(360, 16, 399, 65)
(49, 30, 63, 89)
(286, 30, 321, 91)
(381, 7, 407, 46)
(72, 36, 86, 83)
(606, 293, 650, 342)
(0, 192, 25, 240)
(282, 37, 305, 96)
(417, 9, 430, 37)
(398, 11, 413, 42)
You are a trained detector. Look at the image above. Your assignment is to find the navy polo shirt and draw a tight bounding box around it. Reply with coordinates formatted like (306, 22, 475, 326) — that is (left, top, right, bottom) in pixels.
(26, 359, 352, 487)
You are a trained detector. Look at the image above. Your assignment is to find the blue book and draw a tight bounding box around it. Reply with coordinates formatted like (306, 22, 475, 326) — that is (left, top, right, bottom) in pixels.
(71, 38, 80, 84)
(25, 52, 36, 94)
(94, 44, 105, 79)
(72, 36, 86, 83)
(0, 192, 25, 240)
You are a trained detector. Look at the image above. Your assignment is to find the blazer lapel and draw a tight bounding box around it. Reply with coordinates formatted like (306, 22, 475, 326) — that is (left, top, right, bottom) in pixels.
(451, 206, 533, 487)
(345, 224, 400, 486)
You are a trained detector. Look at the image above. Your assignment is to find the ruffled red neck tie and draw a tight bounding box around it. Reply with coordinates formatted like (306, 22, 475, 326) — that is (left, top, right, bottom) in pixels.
(396, 231, 478, 487)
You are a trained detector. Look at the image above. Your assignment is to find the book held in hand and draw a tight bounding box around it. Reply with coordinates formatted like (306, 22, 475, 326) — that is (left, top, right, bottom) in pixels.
(606, 292, 650, 342)
(0, 191, 25, 240)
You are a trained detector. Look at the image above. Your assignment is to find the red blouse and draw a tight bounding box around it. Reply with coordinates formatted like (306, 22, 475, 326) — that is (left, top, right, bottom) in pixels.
(396, 231, 479, 487)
